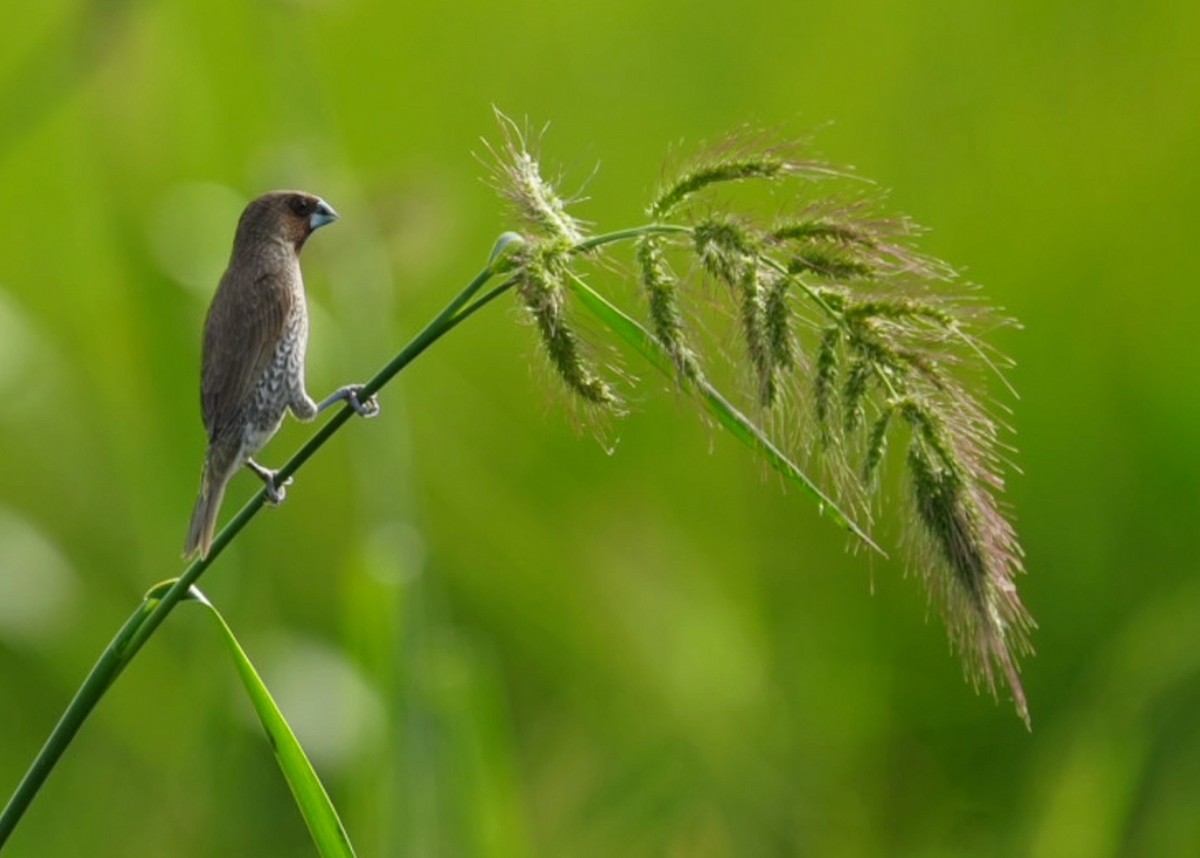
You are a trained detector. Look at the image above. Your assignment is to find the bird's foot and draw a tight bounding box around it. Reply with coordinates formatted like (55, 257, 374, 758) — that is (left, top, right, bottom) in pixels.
(318, 384, 380, 418)
(264, 474, 292, 506)
(348, 386, 381, 418)
(247, 459, 293, 506)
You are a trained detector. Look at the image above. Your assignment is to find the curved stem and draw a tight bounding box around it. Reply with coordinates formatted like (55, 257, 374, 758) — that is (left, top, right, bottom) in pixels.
(573, 223, 690, 253)
(0, 262, 508, 847)
(0, 598, 156, 846)
(0, 222, 674, 846)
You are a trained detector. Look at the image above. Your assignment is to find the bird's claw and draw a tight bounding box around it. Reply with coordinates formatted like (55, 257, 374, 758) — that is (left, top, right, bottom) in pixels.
(348, 386, 380, 418)
(247, 459, 292, 505)
(265, 474, 293, 506)
(316, 384, 380, 417)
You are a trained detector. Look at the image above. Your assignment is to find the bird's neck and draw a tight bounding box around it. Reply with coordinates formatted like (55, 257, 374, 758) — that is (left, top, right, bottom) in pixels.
(232, 236, 301, 279)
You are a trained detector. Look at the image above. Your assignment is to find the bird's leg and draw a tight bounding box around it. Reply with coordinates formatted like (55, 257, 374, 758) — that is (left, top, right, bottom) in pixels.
(246, 459, 292, 506)
(317, 384, 380, 418)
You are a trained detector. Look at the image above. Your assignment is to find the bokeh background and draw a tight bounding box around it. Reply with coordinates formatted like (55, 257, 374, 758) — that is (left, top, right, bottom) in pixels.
(2, 1, 1198, 856)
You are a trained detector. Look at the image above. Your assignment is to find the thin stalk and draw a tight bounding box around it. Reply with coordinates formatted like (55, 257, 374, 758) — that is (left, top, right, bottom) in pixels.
(0, 262, 506, 847)
(0, 598, 156, 846)
(0, 224, 667, 849)
(573, 223, 690, 253)
(0, 223, 669, 847)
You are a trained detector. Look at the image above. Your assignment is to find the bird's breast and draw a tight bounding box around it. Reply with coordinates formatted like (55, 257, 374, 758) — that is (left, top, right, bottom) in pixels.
(243, 304, 309, 445)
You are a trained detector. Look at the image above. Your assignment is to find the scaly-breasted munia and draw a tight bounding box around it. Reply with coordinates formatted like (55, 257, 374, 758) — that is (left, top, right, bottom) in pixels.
(184, 191, 379, 559)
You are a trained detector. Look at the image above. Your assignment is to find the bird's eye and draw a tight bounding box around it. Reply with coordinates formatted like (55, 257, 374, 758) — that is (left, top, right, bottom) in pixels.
(290, 196, 312, 216)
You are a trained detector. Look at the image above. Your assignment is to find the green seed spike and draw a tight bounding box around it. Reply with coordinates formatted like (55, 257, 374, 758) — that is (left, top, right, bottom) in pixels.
(844, 298, 955, 327)
(636, 236, 700, 381)
(907, 442, 981, 599)
(489, 112, 584, 245)
(516, 249, 619, 408)
(842, 357, 871, 433)
(771, 219, 876, 246)
(862, 407, 892, 488)
(815, 326, 841, 438)
(764, 273, 796, 372)
(897, 398, 961, 480)
(788, 248, 874, 280)
(693, 217, 759, 284)
(736, 261, 776, 407)
(651, 157, 788, 219)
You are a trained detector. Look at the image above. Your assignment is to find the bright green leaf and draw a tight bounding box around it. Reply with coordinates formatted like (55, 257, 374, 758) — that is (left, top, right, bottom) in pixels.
(186, 587, 358, 858)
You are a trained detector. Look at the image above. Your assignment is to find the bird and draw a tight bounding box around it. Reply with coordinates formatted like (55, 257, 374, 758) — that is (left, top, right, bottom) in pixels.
(183, 190, 379, 559)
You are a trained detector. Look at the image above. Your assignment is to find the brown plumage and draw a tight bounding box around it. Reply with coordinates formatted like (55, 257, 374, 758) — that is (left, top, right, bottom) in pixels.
(184, 191, 379, 559)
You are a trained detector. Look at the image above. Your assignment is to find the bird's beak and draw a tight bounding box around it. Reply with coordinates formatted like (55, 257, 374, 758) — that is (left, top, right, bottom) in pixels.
(310, 199, 339, 231)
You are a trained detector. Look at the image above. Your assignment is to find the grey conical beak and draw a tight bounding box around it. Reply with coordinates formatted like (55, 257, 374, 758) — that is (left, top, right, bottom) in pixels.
(310, 199, 339, 230)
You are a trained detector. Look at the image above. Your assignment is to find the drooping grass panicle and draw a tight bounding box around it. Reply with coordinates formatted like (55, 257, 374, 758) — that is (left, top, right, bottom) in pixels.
(490, 121, 1033, 724)
(663, 135, 1031, 722)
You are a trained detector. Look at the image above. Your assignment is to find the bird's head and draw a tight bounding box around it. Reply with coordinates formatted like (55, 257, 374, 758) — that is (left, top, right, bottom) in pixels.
(235, 190, 339, 252)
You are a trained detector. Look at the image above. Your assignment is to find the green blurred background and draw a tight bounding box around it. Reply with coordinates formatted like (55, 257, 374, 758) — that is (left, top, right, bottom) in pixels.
(2, 0, 1197, 855)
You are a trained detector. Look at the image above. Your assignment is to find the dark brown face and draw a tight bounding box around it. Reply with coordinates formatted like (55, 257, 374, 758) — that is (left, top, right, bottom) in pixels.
(236, 190, 338, 250)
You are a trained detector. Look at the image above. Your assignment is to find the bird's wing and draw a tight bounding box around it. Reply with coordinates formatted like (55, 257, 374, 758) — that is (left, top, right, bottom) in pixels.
(200, 269, 293, 443)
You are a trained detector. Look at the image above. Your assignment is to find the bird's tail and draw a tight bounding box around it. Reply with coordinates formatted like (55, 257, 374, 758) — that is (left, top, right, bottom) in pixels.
(184, 454, 234, 559)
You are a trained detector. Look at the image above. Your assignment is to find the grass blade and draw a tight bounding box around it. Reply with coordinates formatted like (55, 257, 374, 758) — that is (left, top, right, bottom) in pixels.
(565, 273, 882, 554)
(186, 587, 358, 858)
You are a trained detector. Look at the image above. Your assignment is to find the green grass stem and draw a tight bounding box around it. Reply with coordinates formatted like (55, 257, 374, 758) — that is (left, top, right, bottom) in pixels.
(0, 258, 508, 848)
